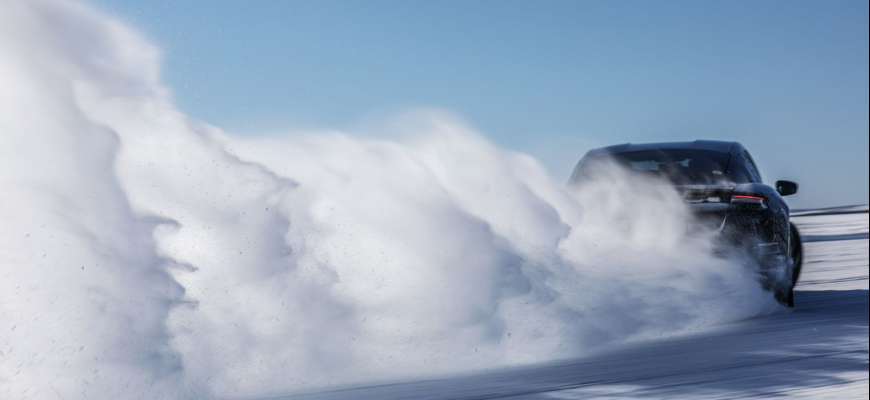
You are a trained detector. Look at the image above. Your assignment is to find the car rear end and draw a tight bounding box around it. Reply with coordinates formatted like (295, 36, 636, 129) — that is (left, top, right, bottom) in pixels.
(570, 140, 798, 304)
(570, 142, 790, 263)
(679, 184, 788, 259)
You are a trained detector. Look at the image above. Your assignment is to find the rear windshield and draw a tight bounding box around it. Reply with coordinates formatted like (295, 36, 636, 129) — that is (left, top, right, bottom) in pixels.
(578, 149, 732, 185)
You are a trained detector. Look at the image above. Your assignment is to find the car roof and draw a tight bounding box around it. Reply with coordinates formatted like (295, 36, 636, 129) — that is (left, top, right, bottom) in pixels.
(584, 140, 743, 159)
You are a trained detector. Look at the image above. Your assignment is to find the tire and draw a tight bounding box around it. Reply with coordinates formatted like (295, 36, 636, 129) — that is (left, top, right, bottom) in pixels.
(782, 224, 803, 308)
(783, 287, 795, 308)
(775, 285, 795, 308)
(790, 224, 803, 288)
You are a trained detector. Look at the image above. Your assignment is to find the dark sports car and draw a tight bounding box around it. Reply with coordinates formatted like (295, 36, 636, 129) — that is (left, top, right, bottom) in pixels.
(568, 140, 803, 307)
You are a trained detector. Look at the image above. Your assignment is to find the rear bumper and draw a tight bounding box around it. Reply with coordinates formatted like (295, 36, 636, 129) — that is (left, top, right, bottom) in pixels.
(692, 204, 792, 293)
(691, 203, 786, 257)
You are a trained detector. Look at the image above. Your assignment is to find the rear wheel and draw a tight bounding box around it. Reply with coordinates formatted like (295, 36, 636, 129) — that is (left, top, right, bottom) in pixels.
(790, 224, 803, 287)
(778, 286, 795, 308)
(781, 225, 803, 308)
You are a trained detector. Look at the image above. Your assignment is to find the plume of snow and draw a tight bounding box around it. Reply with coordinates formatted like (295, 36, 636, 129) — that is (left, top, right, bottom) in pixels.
(0, 1, 776, 398)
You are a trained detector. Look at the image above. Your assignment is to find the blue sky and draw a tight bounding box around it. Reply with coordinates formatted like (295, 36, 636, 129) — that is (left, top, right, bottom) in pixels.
(88, 0, 868, 209)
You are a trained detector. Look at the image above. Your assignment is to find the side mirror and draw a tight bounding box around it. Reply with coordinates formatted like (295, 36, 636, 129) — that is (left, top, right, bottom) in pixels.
(776, 180, 798, 196)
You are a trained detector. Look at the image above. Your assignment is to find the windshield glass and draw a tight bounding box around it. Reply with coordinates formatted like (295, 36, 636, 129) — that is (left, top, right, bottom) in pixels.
(584, 149, 732, 185)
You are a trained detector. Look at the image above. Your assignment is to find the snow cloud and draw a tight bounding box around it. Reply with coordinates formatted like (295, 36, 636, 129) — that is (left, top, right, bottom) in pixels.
(0, 1, 777, 398)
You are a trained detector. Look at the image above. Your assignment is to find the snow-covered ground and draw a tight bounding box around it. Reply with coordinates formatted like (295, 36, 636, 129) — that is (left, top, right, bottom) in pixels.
(282, 210, 869, 400)
(794, 208, 869, 243)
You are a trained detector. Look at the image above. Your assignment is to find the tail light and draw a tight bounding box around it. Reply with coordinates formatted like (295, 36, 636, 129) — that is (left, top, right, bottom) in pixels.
(730, 195, 768, 206)
(732, 195, 766, 201)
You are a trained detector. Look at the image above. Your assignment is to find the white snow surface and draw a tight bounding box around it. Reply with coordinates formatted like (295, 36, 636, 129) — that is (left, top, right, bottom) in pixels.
(792, 212, 869, 243)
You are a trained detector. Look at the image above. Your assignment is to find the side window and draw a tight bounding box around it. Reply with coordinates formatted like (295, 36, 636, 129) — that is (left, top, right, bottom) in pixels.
(743, 151, 762, 183)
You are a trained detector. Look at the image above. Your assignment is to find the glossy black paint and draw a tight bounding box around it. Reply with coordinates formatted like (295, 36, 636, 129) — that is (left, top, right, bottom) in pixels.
(776, 180, 799, 196)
